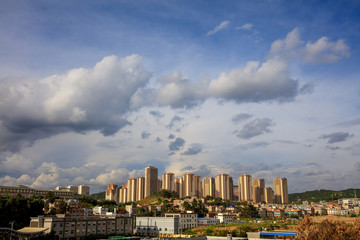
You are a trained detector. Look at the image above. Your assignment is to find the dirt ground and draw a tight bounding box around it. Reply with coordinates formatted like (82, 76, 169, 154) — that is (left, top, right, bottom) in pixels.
(310, 215, 359, 224)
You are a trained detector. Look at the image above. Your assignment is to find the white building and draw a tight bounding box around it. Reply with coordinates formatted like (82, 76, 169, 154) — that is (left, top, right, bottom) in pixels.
(215, 213, 233, 224)
(136, 217, 180, 235)
(164, 212, 198, 231)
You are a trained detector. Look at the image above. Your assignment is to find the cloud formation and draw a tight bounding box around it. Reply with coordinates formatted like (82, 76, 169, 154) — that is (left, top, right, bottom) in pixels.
(304, 37, 350, 63)
(236, 118, 273, 139)
(320, 132, 353, 144)
(168, 137, 185, 151)
(207, 20, 230, 36)
(232, 113, 253, 124)
(0, 55, 151, 152)
(236, 23, 253, 30)
(141, 131, 151, 139)
(182, 144, 203, 155)
(208, 59, 299, 103)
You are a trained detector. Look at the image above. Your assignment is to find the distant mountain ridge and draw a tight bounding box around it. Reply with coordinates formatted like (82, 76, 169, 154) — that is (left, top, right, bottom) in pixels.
(90, 188, 360, 203)
(289, 188, 360, 203)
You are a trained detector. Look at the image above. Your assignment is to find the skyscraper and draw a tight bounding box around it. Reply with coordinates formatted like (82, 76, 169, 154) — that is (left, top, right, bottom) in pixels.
(264, 186, 273, 204)
(105, 184, 118, 202)
(162, 172, 175, 191)
(238, 174, 252, 202)
(202, 177, 215, 198)
(274, 177, 288, 204)
(136, 176, 145, 201)
(252, 178, 265, 203)
(78, 185, 90, 196)
(119, 184, 128, 203)
(127, 178, 137, 202)
(145, 166, 158, 198)
(215, 174, 233, 200)
(183, 173, 201, 197)
(175, 177, 184, 198)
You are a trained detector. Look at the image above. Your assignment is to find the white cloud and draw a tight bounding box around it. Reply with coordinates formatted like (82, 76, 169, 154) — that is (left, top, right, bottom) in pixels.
(208, 59, 298, 102)
(304, 37, 350, 63)
(207, 20, 230, 36)
(269, 28, 350, 64)
(236, 23, 253, 30)
(269, 28, 303, 57)
(89, 168, 130, 186)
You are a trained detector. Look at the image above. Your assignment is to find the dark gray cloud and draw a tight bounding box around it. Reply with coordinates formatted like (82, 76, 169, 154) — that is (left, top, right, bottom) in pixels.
(275, 140, 298, 144)
(334, 118, 360, 127)
(167, 115, 184, 129)
(237, 141, 269, 150)
(182, 144, 202, 155)
(149, 110, 164, 118)
(232, 113, 253, 124)
(304, 144, 313, 148)
(168, 137, 185, 151)
(326, 145, 340, 150)
(320, 132, 353, 144)
(168, 134, 175, 139)
(141, 131, 151, 139)
(236, 118, 273, 139)
(155, 137, 162, 143)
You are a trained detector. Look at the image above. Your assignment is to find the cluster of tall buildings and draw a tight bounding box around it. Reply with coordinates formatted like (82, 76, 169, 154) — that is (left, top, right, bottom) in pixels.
(105, 166, 288, 204)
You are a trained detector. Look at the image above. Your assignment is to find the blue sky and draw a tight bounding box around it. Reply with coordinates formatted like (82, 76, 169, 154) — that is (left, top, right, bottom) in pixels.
(0, 0, 359, 194)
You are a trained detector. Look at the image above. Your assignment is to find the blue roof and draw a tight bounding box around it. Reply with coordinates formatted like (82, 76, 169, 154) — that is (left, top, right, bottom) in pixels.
(260, 231, 297, 236)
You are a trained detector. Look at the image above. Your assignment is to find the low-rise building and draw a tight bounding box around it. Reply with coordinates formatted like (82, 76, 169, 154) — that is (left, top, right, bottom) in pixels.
(0, 185, 73, 199)
(164, 212, 198, 231)
(198, 218, 220, 226)
(30, 214, 134, 239)
(136, 217, 179, 235)
(215, 213, 233, 224)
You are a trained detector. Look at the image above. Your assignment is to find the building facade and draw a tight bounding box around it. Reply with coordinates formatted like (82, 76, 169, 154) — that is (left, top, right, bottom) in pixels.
(105, 184, 118, 202)
(274, 177, 288, 204)
(202, 177, 215, 198)
(162, 173, 175, 191)
(136, 217, 179, 235)
(175, 177, 184, 198)
(136, 176, 145, 201)
(252, 178, 265, 203)
(30, 215, 134, 239)
(145, 166, 158, 198)
(215, 174, 233, 200)
(239, 174, 252, 202)
(0, 185, 73, 199)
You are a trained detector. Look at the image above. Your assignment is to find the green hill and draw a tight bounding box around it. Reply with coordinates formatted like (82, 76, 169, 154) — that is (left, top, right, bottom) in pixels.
(289, 188, 360, 203)
(91, 191, 105, 200)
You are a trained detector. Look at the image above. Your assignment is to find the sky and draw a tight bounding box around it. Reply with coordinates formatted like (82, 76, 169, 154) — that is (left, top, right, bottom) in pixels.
(0, 0, 360, 194)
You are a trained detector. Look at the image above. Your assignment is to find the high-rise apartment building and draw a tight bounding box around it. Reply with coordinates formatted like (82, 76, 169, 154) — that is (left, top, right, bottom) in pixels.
(264, 186, 273, 204)
(202, 177, 215, 198)
(105, 184, 118, 202)
(78, 185, 90, 196)
(136, 176, 145, 201)
(274, 177, 288, 204)
(127, 178, 137, 202)
(119, 184, 128, 203)
(238, 174, 252, 202)
(252, 178, 265, 203)
(175, 177, 184, 198)
(145, 166, 158, 198)
(183, 173, 202, 197)
(162, 173, 175, 191)
(215, 174, 233, 200)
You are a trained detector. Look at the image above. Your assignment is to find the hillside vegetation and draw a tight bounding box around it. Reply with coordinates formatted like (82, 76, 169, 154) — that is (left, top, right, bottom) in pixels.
(289, 188, 360, 203)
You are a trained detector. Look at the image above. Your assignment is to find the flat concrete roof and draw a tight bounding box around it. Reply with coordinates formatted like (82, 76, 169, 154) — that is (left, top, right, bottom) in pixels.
(17, 227, 48, 233)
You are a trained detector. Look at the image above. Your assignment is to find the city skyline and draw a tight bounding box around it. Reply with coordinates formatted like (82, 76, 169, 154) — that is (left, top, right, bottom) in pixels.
(0, 1, 359, 194)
